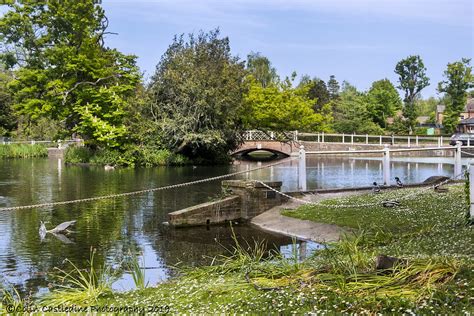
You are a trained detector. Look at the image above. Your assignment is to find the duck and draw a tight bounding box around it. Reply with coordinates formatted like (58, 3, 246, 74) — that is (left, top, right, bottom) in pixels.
(395, 177, 403, 188)
(382, 200, 400, 207)
(434, 184, 449, 193)
(372, 182, 381, 194)
(104, 165, 115, 171)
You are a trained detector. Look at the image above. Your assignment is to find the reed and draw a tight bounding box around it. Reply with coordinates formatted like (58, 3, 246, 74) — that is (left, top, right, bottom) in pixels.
(41, 249, 115, 305)
(125, 252, 149, 290)
(0, 144, 48, 159)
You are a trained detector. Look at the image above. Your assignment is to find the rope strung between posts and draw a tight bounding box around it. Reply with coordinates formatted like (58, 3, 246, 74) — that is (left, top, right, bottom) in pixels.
(461, 150, 474, 157)
(0, 158, 297, 212)
(255, 170, 466, 209)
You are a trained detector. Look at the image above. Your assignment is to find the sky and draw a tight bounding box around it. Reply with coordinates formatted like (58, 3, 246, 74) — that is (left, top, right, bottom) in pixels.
(94, 1, 470, 97)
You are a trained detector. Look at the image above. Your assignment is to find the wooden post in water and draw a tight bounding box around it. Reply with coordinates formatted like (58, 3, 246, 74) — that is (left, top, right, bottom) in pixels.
(298, 145, 307, 191)
(469, 164, 474, 221)
(383, 144, 391, 185)
(454, 141, 462, 177)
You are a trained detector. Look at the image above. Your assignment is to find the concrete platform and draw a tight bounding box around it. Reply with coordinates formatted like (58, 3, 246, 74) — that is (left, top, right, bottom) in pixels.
(251, 191, 367, 243)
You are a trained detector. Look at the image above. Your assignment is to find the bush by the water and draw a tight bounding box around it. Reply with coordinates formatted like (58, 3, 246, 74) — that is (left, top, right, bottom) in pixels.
(0, 144, 48, 158)
(64, 146, 189, 167)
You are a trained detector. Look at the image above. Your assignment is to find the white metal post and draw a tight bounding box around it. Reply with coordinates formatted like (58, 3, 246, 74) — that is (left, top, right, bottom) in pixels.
(322, 132, 325, 143)
(383, 144, 391, 185)
(416, 135, 419, 146)
(469, 164, 474, 221)
(317, 133, 320, 143)
(454, 141, 462, 177)
(366, 134, 369, 144)
(407, 136, 410, 148)
(342, 133, 345, 143)
(294, 130, 298, 142)
(57, 139, 62, 149)
(298, 145, 307, 191)
(440, 136, 444, 146)
(468, 138, 471, 147)
(351, 133, 354, 144)
(379, 135, 382, 145)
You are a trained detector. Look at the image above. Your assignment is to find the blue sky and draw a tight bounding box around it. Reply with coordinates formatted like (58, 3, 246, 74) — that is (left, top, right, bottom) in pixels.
(106, 0, 470, 97)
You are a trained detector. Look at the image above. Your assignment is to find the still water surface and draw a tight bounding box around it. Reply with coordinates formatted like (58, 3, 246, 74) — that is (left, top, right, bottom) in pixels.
(0, 156, 455, 295)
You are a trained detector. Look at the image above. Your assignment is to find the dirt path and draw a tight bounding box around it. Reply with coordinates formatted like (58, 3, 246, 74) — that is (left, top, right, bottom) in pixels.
(251, 190, 368, 243)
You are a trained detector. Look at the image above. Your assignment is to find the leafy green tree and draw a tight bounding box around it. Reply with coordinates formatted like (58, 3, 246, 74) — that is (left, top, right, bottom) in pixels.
(332, 82, 383, 134)
(416, 96, 438, 116)
(243, 77, 332, 132)
(327, 75, 340, 100)
(394, 55, 430, 134)
(0, 0, 140, 146)
(366, 79, 402, 128)
(0, 67, 15, 136)
(246, 52, 278, 88)
(148, 30, 247, 162)
(300, 77, 330, 111)
(438, 58, 474, 134)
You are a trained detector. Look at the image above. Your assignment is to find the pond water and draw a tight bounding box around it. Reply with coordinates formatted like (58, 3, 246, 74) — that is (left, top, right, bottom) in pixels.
(0, 156, 457, 295)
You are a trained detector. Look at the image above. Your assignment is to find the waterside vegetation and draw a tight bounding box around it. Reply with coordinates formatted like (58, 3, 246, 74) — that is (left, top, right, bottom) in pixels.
(21, 185, 472, 314)
(0, 144, 47, 159)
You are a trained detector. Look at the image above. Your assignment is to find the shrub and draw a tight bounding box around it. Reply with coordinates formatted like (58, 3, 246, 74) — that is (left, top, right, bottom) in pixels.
(64, 146, 93, 163)
(0, 144, 48, 159)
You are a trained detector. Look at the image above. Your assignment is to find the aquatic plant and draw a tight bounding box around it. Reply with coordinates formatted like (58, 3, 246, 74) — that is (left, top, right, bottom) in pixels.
(125, 252, 149, 290)
(41, 249, 115, 305)
(0, 144, 48, 159)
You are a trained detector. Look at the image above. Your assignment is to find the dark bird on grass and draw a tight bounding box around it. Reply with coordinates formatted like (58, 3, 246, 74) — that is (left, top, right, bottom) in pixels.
(382, 200, 400, 208)
(434, 184, 449, 193)
(395, 177, 403, 188)
(372, 182, 381, 194)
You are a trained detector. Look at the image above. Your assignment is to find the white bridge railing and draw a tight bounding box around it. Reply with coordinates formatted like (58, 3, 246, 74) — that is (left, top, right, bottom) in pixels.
(1, 138, 83, 148)
(243, 130, 454, 147)
(296, 142, 468, 191)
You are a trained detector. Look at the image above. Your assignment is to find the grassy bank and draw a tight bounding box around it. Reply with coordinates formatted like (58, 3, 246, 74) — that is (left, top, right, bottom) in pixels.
(24, 185, 474, 314)
(0, 144, 48, 159)
(64, 146, 189, 167)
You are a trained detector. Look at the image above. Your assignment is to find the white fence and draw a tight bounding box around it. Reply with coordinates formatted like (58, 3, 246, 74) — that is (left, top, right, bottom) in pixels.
(242, 130, 454, 147)
(296, 142, 467, 191)
(0, 138, 83, 148)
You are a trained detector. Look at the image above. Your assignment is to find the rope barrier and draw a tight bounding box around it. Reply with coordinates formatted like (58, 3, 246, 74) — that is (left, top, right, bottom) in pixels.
(461, 150, 474, 157)
(0, 158, 297, 212)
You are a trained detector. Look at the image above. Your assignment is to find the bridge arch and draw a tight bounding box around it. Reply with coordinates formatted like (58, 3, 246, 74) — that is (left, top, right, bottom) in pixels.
(231, 141, 297, 160)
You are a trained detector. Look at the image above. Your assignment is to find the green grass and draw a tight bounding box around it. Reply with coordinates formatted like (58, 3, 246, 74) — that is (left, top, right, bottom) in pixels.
(41, 185, 474, 314)
(282, 184, 472, 258)
(0, 144, 48, 158)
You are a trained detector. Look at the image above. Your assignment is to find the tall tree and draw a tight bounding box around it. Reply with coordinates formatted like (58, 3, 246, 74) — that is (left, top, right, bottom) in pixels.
(246, 52, 278, 88)
(243, 77, 332, 132)
(148, 30, 247, 162)
(0, 67, 15, 136)
(332, 82, 383, 134)
(327, 75, 340, 100)
(438, 58, 474, 134)
(304, 78, 330, 111)
(366, 79, 402, 128)
(394, 55, 430, 134)
(0, 0, 140, 146)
